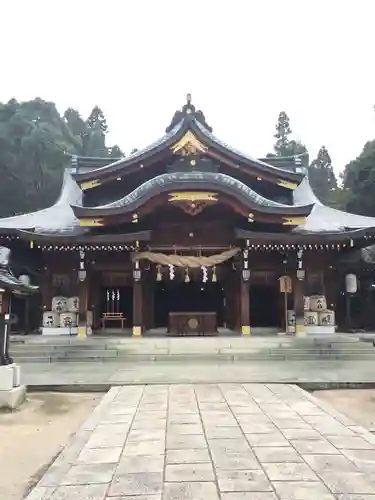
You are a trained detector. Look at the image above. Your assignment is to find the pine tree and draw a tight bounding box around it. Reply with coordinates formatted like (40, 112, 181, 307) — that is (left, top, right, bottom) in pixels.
(274, 111, 292, 156)
(309, 146, 338, 204)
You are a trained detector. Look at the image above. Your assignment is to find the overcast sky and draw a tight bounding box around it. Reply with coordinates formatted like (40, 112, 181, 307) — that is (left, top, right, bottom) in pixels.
(1, 0, 374, 173)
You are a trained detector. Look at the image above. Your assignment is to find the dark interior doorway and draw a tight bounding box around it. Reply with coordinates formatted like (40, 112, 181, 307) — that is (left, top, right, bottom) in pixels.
(100, 286, 133, 327)
(250, 284, 280, 327)
(154, 281, 225, 328)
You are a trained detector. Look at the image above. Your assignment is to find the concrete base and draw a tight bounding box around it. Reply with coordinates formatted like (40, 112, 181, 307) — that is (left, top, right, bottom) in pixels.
(42, 327, 77, 336)
(0, 364, 26, 409)
(0, 385, 26, 409)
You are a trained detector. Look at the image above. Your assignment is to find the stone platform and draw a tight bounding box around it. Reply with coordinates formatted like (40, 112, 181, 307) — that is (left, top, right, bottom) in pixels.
(26, 383, 375, 499)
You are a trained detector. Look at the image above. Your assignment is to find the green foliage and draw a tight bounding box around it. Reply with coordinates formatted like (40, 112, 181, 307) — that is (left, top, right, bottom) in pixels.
(272, 111, 308, 159)
(341, 139, 375, 216)
(308, 146, 338, 205)
(0, 99, 124, 217)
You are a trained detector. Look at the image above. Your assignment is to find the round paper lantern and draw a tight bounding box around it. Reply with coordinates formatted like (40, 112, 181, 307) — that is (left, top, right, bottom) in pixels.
(345, 274, 357, 294)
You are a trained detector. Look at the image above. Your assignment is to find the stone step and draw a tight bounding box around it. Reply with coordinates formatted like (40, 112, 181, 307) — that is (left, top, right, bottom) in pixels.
(12, 350, 375, 363)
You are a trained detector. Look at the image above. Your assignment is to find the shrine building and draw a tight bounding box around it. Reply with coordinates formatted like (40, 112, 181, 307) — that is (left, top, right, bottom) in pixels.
(1, 96, 375, 337)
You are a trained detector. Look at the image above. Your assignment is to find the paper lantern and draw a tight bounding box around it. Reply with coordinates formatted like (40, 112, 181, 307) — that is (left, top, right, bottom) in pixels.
(345, 274, 357, 294)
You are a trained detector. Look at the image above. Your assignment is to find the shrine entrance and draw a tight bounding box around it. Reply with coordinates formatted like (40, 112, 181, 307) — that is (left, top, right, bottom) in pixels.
(153, 281, 225, 330)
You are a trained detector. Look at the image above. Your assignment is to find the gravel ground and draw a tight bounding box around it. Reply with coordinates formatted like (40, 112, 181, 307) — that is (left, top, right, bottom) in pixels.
(313, 388, 375, 431)
(0, 392, 101, 500)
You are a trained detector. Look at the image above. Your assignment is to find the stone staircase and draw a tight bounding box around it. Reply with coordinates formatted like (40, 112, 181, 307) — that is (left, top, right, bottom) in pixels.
(9, 334, 375, 363)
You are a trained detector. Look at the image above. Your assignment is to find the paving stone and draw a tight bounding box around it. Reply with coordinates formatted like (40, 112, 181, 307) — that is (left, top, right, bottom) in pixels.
(163, 481, 219, 499)
(211, 448, 260, 470)
(47, 484, 108, 499)
(229, 405, 263, 415)
(291, 438, 340, 454)
(25, 486, 56, 500)
(77, 446, 122, 464)
(60, 463, 116, 485)
(245, 431, 289, 447)
(320, 473, 375, 495)
(37, 463, 71, 487)
(271, 418, 311, 430)
(340, 449, 375, 473)
(254, 446, 303, 463)
(166, 462, 215, 482)
(167, 433, 207, 449)
(168, 423, 204, 435)
(106, 496, 161, 500)
(97, 413, 133, 425)
(133, 411, 167, 421)
(208, 438, 251, 452)
(204, 426, 243, 439)
(263, 462, 318, 481)
(86, 431, 127, 449)
(281, 428, 322, 440)
(127, 428, 165, 441)
(198, 402, 230, 411)
(132, 418, 166, 430)
(326, 436, 375, 450)
(272, 481, 336, 500)
(122, 440, 165, 456)
(117, 454, 164, 473)
(108, 472, 163, 496)
(216, 469, 271, 492)
(303, 453, 360, 474)
(107, 402, 138, 415)
(167, 448, 211, 464)
(221, 494, 278, 500)
(335, 495, 375, 500)
(240, 422, 279, 433)
(168, 413, 201, 424)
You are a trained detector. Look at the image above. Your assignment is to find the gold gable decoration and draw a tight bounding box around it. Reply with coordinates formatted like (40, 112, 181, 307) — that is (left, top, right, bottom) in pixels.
(79, 218, 104, 227)
(282, 216, 306, 226)
(131, 247, 240, 268)
(277, 179, 298, 190)
(171, 131, 208, 156)
(168, 192, 217, 202)
(80, 179, 102, 190)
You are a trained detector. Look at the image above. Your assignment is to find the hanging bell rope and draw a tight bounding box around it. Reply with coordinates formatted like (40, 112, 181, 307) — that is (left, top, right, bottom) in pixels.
(131, 247, 240, 268)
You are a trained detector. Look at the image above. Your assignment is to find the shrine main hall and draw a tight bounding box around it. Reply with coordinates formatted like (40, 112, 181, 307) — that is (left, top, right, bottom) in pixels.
(1, 97, 375, 337)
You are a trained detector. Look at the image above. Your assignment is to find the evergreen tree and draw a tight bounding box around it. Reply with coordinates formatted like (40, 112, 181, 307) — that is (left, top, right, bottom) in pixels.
(274, 111, 292, 156)
(341, 139, 375, 215)
(309, 146, 338, 204)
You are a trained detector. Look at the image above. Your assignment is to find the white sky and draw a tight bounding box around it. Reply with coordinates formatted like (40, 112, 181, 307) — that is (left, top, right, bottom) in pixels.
(1, 0, 374, 173)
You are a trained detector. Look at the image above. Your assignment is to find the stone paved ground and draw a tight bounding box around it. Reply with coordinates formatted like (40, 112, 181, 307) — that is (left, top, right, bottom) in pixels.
(25, 383, 375, 500)
(21, 360, 375, 386)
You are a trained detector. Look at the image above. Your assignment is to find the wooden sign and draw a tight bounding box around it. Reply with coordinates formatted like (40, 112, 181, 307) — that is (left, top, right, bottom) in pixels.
(279, 275, 292, 293)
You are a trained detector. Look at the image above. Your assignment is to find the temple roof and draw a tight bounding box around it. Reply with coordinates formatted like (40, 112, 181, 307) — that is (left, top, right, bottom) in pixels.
(71, 171, 313, 219)
(1, 97, 375, 245)
(71, 98, 304, 188)
(0, 268, 38, 293)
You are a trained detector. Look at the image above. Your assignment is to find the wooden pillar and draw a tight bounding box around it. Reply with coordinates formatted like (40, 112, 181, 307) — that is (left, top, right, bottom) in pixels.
(240, 279, 250, 335)
(240, 249, 251, 335)
(132, 259, 142, 337)
(294, 277, 305, 336)
(78, 278, 89, 338)
(0, 291, 12, 365)
(40, 266, 52, 316)
(77, 250, 89, 339)
(133, 282, 143, 336)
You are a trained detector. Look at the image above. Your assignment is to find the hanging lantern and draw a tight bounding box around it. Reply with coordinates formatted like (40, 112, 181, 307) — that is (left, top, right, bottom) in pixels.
(345, 273, 357, 294)
(184, 268, 190, 283)
(201, 265, 208, 283)
(169, 264, 175, 280)
(212, 266, 217, 283)
(156, 265, 162, 281)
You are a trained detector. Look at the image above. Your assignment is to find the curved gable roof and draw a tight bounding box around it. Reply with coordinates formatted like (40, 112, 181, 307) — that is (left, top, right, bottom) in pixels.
(71, 171, 313, 219)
